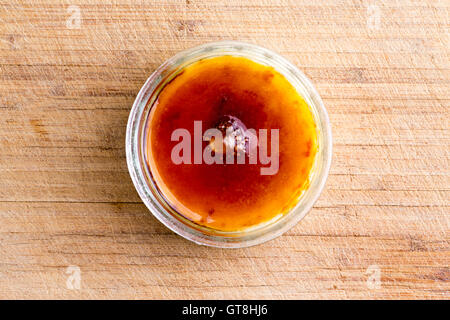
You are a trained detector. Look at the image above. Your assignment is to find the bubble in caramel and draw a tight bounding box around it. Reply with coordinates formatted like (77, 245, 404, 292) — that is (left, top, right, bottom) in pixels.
(146, 56, 317, 231)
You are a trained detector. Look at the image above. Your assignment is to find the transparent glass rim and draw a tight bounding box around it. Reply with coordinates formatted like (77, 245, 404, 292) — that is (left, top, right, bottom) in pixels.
(126, 41, 332, 248)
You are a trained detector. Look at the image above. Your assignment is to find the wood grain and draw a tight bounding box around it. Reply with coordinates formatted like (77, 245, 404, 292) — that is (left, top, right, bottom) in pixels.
(0, 0, 448, 299)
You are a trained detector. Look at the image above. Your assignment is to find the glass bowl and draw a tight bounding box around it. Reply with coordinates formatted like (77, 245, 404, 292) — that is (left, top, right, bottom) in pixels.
(126, 41, 332, 248)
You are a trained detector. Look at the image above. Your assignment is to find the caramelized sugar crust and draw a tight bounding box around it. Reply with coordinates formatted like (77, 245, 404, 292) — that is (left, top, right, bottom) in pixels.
(147, 56, 317, 231)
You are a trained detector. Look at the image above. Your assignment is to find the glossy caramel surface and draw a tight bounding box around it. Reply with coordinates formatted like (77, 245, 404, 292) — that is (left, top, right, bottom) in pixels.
(147, 56, 317, 231)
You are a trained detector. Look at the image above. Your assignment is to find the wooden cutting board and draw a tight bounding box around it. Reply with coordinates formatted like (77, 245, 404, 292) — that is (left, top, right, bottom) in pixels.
(0, 0, 448, 299)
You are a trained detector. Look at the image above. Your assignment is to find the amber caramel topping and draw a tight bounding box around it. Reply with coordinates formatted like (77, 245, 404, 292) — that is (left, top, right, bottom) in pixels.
(147, 56, 317, 231)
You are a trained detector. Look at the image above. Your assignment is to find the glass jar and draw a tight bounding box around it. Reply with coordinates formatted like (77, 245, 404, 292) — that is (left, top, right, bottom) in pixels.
(126, 41, 332, 248)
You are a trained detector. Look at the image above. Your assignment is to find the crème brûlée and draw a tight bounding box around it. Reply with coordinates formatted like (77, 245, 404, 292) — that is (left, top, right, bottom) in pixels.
(146, 56, 317, 231)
